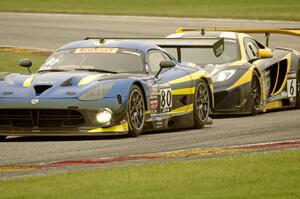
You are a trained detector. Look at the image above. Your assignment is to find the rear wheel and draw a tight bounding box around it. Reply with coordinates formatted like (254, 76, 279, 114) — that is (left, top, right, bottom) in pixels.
(0, 136, 7, 141)
(194, 79, 210, 129)
(127, 85, 145, 137)
(250, 70, 262, 115)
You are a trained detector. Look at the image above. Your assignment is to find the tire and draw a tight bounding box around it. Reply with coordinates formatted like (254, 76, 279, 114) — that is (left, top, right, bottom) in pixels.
(0, 136, 7, 141)
(250, 70, 262, 116)
(127, 85, 145, 137)
(193, 79, 210, 129)
(296, 64, 300, 108)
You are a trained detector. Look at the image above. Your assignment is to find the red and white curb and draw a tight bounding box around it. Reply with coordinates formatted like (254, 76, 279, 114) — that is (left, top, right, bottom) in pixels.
(1, 139, 300, 171)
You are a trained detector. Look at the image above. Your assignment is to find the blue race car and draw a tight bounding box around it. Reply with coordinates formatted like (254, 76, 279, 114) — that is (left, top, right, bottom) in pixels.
(0, 39, 213, 140)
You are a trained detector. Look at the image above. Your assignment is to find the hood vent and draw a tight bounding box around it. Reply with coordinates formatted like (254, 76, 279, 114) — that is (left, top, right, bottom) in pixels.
(34, 85, 52, 96)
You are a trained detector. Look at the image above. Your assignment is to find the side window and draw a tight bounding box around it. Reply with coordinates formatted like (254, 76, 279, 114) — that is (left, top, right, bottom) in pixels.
(244, 38, 259, 60)
(148, 50, 171, 73)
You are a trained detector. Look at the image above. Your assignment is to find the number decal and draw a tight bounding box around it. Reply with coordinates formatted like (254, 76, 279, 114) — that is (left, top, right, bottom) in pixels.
(160, 88, 172, 113)
(287, 79, 297, 97)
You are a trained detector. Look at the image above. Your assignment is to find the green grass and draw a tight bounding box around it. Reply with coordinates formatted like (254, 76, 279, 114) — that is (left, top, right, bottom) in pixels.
(0, 51, 47, 73)
(0, 0, 300, 21)
(1, 150, 299, 199)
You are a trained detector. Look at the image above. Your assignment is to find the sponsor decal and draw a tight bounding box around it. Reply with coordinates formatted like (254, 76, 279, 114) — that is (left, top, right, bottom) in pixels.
(75, 48, 118, 54)
(155, 119, 163, 128)
(159, 83, 170, 89)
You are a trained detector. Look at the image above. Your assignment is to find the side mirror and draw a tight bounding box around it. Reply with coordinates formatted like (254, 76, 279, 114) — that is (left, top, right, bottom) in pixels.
(155, 60, 176, 78)
(257, 49, 273, 59)
(160, 60, 176, 69)
(19, 58, 32, 74)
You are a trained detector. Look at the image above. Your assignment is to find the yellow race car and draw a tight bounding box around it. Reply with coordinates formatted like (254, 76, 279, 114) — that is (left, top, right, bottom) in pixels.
(164, 28, 300, 115)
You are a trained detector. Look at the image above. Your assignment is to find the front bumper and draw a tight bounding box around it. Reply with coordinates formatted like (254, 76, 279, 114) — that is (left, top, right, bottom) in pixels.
(0, 97, 129, 136)
(213, 82, 251, 114)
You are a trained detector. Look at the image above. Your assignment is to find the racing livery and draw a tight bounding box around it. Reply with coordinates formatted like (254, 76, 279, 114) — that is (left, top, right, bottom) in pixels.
(164, 28, 300, 115)
(0, 39, 213, 140)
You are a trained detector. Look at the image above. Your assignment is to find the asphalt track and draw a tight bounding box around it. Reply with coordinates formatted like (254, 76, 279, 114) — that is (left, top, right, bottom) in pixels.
(0, 13, 300, 177)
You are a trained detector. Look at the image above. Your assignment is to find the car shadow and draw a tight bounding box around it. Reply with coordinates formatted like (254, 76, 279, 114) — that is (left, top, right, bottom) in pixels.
(3, 134, 129, 142)
(211, 107, 296, 119)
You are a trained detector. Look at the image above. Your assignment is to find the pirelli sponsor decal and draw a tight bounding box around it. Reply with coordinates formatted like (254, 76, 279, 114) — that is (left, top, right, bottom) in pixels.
(75, 48, 118, 54)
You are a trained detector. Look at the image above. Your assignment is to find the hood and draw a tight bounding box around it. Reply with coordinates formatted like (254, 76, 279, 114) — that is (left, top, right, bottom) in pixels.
(201, 63, 229, 76)
(0, 71, 143, 99)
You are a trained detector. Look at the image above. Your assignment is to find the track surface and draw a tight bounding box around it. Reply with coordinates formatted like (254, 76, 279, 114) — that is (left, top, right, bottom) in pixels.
(0, 13, 300, 174)
(1, 13, 300, 51)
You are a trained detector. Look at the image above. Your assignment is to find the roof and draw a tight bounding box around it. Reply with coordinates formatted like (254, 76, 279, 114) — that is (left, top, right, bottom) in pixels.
(57, 39, 163, 53)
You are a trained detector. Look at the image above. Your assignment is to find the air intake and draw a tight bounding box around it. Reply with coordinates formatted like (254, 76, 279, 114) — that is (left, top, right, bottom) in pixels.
(34, 85, 52, 96)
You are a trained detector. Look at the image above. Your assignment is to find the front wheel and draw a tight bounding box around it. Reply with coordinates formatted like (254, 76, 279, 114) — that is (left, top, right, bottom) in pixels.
(250, 70, 262, 116)
(193, 79, 210, 129)
(127, 85, 145, 137)
(0, 136, 7, 141)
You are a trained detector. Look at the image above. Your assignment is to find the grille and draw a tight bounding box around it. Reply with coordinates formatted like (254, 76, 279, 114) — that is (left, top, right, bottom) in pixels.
(0, 109, 84, 128)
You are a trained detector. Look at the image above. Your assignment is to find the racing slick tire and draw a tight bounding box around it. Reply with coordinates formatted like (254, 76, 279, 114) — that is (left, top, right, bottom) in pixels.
(250, 70, 262, 116)
(296, 64, 300, 108)
(127, 85, 145, 137)
(193, 79, 210, 129)
(0, 136, 7, 141)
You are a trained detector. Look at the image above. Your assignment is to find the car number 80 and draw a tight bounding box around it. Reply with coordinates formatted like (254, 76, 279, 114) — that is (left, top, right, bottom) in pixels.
(160, 88, 172, 112)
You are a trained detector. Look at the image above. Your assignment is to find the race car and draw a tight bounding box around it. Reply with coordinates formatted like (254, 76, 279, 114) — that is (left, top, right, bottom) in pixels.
(0, 39, 214, 140)
(162, 28, 300, 115)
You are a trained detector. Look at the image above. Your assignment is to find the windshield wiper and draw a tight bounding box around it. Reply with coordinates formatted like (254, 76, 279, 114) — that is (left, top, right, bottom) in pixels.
(75, 68, 118, 74)
(38, 69, 67, 73)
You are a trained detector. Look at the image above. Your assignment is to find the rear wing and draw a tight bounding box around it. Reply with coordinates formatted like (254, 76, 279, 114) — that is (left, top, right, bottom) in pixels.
(84, 37, 224, 57)
(176, 27, 300, 47)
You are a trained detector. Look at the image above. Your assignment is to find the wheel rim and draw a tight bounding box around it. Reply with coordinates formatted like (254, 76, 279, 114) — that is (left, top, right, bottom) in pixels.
(128, 89, 145, 130)
(251, 74, 261, 110)
(195, 82, 210, 122)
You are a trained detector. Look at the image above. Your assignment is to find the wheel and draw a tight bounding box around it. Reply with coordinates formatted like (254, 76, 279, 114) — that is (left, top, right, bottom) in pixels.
(127, 85, 145, 137)
(193, 79, 210, 129)
(0, 136, 7, 141)
(250, 70, 262, 115)
(296, 64, 300, 108)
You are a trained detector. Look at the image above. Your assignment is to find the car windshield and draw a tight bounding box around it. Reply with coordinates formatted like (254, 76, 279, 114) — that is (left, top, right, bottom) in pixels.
(166, 40, 240, 65)
(39, 48, 145, 73)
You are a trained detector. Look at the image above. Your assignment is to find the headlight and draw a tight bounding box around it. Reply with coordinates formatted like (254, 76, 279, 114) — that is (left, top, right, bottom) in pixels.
(96, 108, 113, 125)
(212, 70, 236, 82)
(79, 83, 113, 101)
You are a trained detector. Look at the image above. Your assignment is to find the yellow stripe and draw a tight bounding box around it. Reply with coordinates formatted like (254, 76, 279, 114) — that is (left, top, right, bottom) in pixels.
(168, 104, 193, 115)
(172, 87, 195, 95)
(145, 110, 151, 115)
(78, 75, 99, 86)
(168, 75, 191, 85)
(88, 122, 129, 133)
(227, 66, 254, 90)
(237, 34, 249, 62)
(23, 76, 33, 87)
(266, 101, 283, 110)
(168, 71, 209, 85)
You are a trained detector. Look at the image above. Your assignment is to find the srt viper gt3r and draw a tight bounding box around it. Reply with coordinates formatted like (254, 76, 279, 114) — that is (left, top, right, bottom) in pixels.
(0, 39, 214, 140)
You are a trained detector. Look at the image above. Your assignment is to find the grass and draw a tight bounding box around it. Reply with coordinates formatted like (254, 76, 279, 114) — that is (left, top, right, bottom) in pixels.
(0, 0, 300, 21)
(0, 51, 47, 73)
(0, 150, 299, 199)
